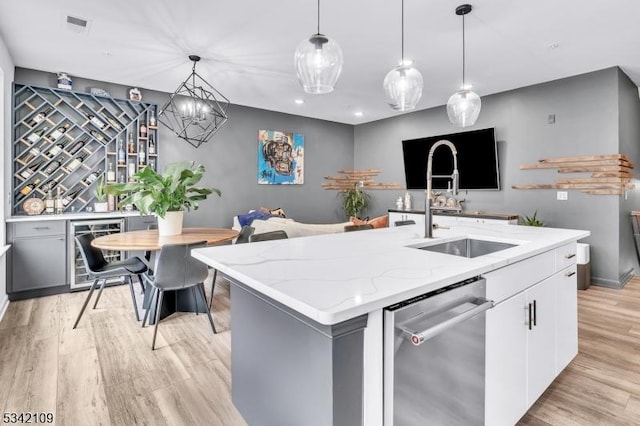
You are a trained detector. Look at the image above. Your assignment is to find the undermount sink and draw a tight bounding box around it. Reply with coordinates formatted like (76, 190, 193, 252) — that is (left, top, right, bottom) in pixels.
(413, 238, 518, 258)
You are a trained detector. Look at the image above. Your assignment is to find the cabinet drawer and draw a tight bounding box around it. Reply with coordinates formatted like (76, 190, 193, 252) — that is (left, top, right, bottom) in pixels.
(555, 243, 577, 272)
(484, 249, 556, 304)
(13, 220, 66, 238)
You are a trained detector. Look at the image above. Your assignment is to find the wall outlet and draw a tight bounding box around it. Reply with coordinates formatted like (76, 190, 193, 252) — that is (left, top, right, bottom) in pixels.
(557, 191, 568, 201)
(548, 114, 556, 124)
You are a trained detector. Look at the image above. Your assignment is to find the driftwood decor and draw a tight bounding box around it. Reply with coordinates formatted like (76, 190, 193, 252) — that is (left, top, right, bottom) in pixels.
(512, 154, 635, 195)
(322, 169, 403, 190)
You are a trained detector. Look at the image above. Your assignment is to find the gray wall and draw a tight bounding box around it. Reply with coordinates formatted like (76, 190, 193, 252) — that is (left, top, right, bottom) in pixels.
(354, 68, 625, 285)
(14, 68, 354, 227)
(617, 68, 640, 281)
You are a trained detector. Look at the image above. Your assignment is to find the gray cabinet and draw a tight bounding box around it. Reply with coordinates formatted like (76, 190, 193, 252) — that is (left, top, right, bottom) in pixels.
(8, 220, 67, 298)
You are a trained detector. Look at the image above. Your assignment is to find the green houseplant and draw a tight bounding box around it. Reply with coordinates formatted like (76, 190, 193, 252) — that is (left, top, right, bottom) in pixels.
(105, 161, 220, 235)
(93, 175, 109, 213)
(522, 210, 544, 227)
(339, 183, 371, 219)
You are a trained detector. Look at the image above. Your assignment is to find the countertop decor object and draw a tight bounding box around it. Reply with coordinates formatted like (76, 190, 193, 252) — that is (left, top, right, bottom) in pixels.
(512, 154, 635, 195)
(294, 0, 343, 94)
(22, 196, 45, 215)
(93, 175, 109, 213)
(383, 0, 423, 111)
(158, 55, 230, 148)
(446, 4, 481, 127)
(105, 161, 220, 236)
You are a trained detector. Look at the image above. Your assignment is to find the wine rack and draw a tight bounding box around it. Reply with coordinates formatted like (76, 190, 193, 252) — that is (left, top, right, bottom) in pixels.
(12, 83, 160, 215)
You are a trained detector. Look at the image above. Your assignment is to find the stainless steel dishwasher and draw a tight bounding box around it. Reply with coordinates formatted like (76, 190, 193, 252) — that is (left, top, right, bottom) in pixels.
(383, 276, 493, 426)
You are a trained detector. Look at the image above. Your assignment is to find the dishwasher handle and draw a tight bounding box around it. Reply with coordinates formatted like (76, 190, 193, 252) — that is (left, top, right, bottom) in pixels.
(401, 297, 494, 346)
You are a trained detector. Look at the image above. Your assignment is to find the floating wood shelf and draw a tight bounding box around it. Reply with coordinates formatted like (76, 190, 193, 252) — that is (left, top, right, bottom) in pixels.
(513, 154, 635, 196)
(322, 169, 403, 190)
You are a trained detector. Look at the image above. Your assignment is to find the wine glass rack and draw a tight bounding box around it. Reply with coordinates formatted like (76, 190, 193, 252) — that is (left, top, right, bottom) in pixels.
(12, 83, 159, 215)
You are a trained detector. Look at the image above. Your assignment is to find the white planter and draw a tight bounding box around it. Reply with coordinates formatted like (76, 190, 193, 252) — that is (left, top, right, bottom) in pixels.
(94, 202, 109, 213)
(157, 211, 184, 236)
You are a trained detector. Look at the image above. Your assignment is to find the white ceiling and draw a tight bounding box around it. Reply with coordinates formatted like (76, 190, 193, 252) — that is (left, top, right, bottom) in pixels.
(1, 0, 639, 125)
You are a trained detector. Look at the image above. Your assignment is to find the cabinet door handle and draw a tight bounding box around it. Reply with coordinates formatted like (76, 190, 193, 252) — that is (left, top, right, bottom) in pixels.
(533, 300, 537, 327)
(528, 303, 532, 330)
(565, 253, 576, 259)
(33, 226, 50, 230)
(57, 237, 64, 241)
(565, 271, 576, 277)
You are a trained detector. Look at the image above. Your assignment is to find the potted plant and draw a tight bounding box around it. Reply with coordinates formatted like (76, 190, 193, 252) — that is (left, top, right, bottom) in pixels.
(339, 183, 371, 219)
(93, 175, 109, 213)
(105, 161, 220, 236)
(522, 210, 544, 227)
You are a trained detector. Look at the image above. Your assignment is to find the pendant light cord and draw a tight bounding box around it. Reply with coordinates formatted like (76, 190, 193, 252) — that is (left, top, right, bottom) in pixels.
(317, 0, 320, 35)
(401, 0, 405, 62)
(462, 13, 466, 88)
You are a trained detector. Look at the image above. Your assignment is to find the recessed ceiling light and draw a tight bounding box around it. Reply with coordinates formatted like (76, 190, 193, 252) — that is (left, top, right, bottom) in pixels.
(549, 43, 559, 50)
(294, 99, 304, 105)
(354, 111, 364, 117)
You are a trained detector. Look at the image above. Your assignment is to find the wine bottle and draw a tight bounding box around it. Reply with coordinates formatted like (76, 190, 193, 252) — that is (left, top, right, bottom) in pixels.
(67, 153, 86, 171)
(27, 126, 49, 143)
(45, 187, 54, 214)
(127, 133, 135, 153)
(50, 123, 70, 140)
(138, 142, 146, 165)
(54, 187, 64, 214)
(84, 111, 105, 129)
(148, 134, 156, 155)
(139, 121, 147, 138)
(62, 187, 81, 206)
(149, 110, 157, 127)
(47, 142, 65, 157)
(149, 158, 156, 171)
(20, 178, 41, 196)
(117, 137, 126, 165)
(107, 117, 122, 131)
(84, 169, 102, 184)
(107, 162, 116, 182)
(31, 107, 53, 126)
(22, 146, 42, 164)
(128, 163, 136, 180)
(107, 194, 115, 212)
(20, 159, 44, 179)
(43, 160, 61, 176)
(68, 139, 85, 155)
(89, 130, 104, 142)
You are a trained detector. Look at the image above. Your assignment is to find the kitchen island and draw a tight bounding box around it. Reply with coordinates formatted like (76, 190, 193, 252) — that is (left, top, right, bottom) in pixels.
(192, 221, 589, 425)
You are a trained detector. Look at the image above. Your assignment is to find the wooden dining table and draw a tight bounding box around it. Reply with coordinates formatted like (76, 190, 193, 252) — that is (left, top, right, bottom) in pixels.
(92, 227, 239, 323)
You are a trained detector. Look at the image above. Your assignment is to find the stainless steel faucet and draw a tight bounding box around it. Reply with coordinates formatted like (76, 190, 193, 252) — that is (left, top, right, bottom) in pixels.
(425, 140, 459, 238)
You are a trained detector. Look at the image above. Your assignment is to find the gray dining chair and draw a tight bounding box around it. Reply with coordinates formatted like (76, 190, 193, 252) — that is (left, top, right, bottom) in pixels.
(249, 230, 289, 242)
(142, 240, 214, 350)
(209, 225, 255, 309)
(394, 220, 416, 226)
(73, 233, 148, 329)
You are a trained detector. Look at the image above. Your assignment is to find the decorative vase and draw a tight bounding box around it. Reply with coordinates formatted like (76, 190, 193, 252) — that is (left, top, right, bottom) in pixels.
(94, 202, 109, 213)
(157, 211, 184, 236)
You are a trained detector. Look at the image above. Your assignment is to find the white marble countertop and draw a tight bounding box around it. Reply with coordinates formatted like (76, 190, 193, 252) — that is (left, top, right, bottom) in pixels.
(192, 222, 589, 325)
(6, 211, 144, 222)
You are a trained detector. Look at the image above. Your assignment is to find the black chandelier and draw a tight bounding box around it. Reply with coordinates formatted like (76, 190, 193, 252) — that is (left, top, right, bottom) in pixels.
(158, 55, 230, 148)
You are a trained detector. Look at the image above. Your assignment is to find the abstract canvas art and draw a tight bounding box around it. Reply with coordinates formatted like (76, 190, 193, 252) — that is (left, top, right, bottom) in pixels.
(258, 129, 304, 184)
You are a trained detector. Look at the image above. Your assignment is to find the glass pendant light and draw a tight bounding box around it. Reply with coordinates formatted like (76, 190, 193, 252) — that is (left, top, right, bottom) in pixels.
(447, 4, 481, 127)
(383, 0, 423, 111)
(294, 0, 343, 94)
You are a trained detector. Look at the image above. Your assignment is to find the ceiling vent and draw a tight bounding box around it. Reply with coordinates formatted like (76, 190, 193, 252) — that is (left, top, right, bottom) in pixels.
(64, 15, 91, 34)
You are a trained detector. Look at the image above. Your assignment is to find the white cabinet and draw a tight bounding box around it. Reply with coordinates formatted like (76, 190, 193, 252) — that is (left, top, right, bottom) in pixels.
(485, 243, 578, 426)
(555, 264, 578, 373)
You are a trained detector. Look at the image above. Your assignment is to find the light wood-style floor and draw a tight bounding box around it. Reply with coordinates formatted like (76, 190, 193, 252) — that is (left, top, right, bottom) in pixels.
(2, 276, 640, 425)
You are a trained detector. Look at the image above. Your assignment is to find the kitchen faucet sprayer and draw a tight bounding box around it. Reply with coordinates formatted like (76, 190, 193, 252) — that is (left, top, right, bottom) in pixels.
(425, 140, 459, 238)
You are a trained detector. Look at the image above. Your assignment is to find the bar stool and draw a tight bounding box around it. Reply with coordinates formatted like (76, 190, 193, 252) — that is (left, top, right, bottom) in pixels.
(73, 234, 148, 329)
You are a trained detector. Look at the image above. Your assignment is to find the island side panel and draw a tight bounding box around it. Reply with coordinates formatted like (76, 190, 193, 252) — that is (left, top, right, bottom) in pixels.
(230, 280, 368, 426)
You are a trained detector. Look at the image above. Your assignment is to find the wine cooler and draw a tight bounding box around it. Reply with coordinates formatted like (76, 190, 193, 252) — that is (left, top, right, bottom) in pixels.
(69, 218, 125, 290)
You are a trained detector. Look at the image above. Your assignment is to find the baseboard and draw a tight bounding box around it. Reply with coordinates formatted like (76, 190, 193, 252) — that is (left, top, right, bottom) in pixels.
(0, 295, 9, 324)
(591, 268, 635, 289)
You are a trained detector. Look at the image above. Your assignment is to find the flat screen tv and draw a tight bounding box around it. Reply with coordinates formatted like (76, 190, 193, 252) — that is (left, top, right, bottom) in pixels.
(402, 128, 500, 190)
